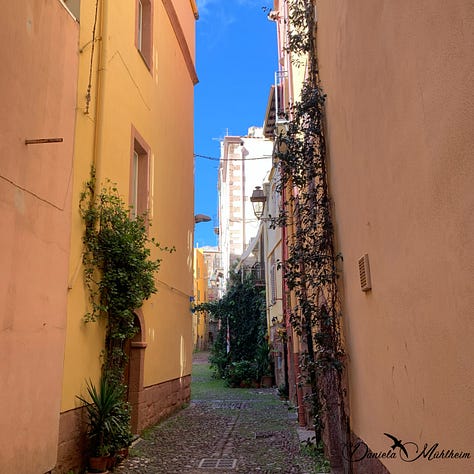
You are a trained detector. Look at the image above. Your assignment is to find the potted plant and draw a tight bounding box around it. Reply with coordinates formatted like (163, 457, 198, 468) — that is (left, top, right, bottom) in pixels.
(256, 341, 273, 388)
(110, 401, 134, 463)
(77, 377, 123, 473)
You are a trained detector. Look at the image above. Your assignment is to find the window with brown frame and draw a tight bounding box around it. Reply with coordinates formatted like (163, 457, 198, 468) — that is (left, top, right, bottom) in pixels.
(130, 133, 150, 219)
(270, 254, 277, 305)
(136, 0, 153, 69)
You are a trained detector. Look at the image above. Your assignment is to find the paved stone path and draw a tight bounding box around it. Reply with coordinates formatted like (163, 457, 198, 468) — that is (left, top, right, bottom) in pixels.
(114, 352, 324, 473)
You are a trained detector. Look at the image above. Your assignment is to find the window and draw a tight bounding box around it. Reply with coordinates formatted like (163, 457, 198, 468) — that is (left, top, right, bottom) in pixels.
(137, 1, 143, 50)
(130, 129, 150, 219)
(136, 0, 153, 69)
(270, 254, 277, 305)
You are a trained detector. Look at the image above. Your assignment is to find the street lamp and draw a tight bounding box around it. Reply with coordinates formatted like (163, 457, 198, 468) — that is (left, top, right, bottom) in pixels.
(250, 186, 267, 220)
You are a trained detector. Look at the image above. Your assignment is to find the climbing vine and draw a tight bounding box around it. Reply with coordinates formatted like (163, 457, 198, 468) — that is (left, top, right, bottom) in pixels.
(80, 167, 173, 385)
(273, 0, 348, 449)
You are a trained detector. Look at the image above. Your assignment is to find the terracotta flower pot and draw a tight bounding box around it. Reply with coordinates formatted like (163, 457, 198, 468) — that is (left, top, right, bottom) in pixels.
(106, 455, 116, 469)
(88, 455, 109, 473)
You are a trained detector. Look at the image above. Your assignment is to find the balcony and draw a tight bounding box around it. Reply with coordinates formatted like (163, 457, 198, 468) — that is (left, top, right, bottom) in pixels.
(242, 262, 265, 287)
(275, 70, 289, 124)
(263, 70, 289, 138)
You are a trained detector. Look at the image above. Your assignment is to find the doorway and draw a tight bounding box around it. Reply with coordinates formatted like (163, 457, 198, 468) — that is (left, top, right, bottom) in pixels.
(124, 311, 147, 433)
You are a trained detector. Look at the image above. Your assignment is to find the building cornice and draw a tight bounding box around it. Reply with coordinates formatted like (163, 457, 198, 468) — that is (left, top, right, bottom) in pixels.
(190, 0, 199, 19)
(162, 0, 199, 85)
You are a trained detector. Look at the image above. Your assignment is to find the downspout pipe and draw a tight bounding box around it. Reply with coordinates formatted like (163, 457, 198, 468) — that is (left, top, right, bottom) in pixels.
(92, 0, 108, 188)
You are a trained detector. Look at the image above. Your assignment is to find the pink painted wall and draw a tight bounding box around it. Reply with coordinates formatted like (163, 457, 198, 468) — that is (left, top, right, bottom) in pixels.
(316, 0, 474, 472)
(0, 1, 78, 472)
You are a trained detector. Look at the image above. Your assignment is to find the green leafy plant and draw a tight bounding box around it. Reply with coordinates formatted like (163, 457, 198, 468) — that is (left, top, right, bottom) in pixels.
(195, 271, 267, 385)
(109, 400, 134, 453)
(80, 167, 173, 384)
(277, 383, 289, 400)
(300, 437, 331, 473)
(255, 339, 272, 380)
(227, 360, 258, 388)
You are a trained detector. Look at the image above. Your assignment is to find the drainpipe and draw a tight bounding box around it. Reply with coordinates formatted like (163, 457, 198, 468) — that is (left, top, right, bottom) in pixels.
(68, 0, 108, 291)
(91, 0, 109, 188)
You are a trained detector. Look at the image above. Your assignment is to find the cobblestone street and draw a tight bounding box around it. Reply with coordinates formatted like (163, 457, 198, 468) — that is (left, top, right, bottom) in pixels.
(114, 352, 324, 474)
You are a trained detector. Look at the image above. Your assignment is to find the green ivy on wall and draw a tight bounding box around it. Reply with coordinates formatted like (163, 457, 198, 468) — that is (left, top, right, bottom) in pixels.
(272, 0, 348, 446)
(80, 167, 173, 384)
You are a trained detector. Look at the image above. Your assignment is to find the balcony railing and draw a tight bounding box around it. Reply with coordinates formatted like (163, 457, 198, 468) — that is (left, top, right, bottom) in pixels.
(242, 262, 265, 287)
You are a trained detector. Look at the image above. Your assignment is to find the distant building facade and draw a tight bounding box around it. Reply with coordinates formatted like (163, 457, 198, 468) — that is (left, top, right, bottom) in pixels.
(218, 127, 273, 286)
(199, 246, 224, 347)
(200, 246, 225, 302)
(193, 248, 209, 350)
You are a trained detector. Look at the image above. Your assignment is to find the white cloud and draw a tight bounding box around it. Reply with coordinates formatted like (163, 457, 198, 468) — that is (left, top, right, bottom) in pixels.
(196, 0, 217, 17)
(196, 0, 235, 35)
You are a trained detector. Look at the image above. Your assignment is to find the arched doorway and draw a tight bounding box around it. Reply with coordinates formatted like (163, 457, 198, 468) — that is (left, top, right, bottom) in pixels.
(124, 311, 147, 434)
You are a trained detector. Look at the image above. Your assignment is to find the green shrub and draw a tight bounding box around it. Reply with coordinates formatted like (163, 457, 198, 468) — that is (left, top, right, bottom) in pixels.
(195, 270, 267, 386)
(208, 337, 230, 379)
(226, 360, 258, 387)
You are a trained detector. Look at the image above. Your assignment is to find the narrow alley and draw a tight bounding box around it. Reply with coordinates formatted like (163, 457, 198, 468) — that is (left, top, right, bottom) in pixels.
(114, 352, 326, 474)
(2, 2, 473, 473)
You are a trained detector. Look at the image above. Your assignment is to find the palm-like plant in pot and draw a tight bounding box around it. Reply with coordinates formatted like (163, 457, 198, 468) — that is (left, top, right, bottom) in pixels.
(78, 377, 124, 472)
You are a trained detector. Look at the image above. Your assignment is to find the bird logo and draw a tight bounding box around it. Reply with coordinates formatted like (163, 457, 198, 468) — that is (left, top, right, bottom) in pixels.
(384, 433, 409, 458)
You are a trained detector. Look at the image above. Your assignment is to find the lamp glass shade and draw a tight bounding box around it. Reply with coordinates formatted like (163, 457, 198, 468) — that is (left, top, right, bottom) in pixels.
(250, 186, 266, 219)
(252, 201, 264, 219)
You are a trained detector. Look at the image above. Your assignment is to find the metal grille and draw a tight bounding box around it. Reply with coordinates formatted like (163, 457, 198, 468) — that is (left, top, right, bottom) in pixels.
(358, 254, 372, 291)
(198, 458, 237, 469)
(211, 401, 249, 409)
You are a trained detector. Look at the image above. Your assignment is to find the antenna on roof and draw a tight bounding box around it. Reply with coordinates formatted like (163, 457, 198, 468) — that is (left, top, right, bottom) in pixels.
(212, 128, 230, 142)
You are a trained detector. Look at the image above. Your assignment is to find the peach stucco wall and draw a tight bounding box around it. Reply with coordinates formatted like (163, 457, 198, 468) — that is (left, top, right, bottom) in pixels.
(316, 0, 474, 472)
(0, 1, 79, 473)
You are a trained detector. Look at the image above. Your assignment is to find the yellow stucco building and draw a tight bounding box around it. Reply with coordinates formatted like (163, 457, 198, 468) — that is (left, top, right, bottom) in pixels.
(193, 248, 209, 350)
(57, 1, 198, 470)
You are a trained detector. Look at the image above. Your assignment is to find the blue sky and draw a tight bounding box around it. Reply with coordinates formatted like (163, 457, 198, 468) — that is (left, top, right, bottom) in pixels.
(194, 0, 277, 247)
